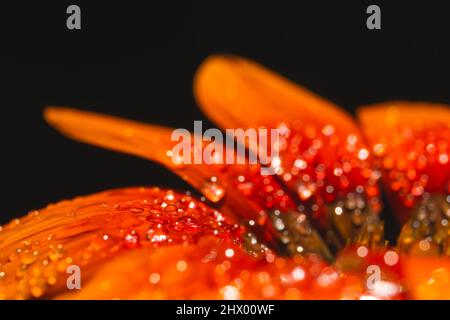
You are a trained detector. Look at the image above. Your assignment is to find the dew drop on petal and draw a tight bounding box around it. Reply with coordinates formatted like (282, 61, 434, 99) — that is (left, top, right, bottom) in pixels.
(201, 181, 226, 203)
(123, 231, 140, 249)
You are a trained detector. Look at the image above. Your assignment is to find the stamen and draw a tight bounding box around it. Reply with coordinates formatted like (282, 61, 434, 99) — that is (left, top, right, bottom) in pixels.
(398, 194, 450, 256)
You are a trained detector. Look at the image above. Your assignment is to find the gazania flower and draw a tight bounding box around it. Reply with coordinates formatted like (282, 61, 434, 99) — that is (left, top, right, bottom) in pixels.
(0, 55, 449, 300)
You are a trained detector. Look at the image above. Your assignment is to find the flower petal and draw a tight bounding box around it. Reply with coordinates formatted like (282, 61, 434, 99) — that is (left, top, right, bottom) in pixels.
(0, 187, 350, 300)
(44, 107, 332, 259)
(194, 54, 358, 135)
(358, 102, 450, 256)
(194, 55, 383, 253)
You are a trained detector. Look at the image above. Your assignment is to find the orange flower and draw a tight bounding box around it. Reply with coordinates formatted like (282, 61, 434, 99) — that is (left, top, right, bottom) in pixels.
(0, 55, 449, 300)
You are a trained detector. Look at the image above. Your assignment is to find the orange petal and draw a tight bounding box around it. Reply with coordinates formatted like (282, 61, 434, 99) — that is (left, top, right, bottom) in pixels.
(0, 187, 242, 299)
(194, 55, 358, 135)
(44, 107, 250, 222)
(403, 256, 450, 299)
(0, 187, 355, 300)
(194, 55, 382, 252)
(358, 102, 450, 224)
(57, 239, 344, 300)
(44, 107, 176, 169)
(44, 107, 332, 260)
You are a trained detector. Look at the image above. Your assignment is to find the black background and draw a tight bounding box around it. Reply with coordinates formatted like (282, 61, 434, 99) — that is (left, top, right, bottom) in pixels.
(0, 0, 449, 224)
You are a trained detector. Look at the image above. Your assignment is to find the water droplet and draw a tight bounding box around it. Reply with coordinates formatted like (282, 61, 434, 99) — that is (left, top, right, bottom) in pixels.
(201, 181, 226, 203)
(30, 286, 44, 298)
(176, 260, 187, 272)
(123, 231, 140, 249)
(20, 251, 37, 265)
(130, 207, 144, 214)
(169, 216, 201, 233)
(164, 204, 178, 213)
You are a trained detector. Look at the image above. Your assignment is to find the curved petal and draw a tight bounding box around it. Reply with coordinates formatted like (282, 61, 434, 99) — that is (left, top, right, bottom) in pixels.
(194, 55, 358, 135)
(0, 187, 240, 299)
(0, 187, 360, 300)
(194, 55, 383, 252)
(358, 102, 450, 255)
(44, 107, 332, 260)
